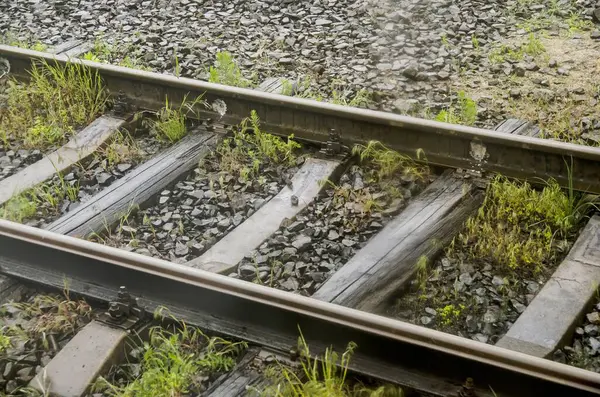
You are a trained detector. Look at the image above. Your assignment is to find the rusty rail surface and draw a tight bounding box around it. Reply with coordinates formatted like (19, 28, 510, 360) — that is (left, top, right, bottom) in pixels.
(0, 219, 599, 396)
(2, 45, 600, 193)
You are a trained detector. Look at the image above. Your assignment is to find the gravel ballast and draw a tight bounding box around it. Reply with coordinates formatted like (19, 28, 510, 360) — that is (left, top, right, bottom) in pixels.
(2, 0, 599, 130)
(96, 150, 302, 264)
(555, 301, 600, 372)
(234, 163, 431, 295)
(2, 132, 163, 228)
(0, 147, 43, 182)
(391, 254, 550, 345)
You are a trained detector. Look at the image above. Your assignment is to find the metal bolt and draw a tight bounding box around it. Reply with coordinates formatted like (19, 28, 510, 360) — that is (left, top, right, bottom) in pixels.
(289, 347, 300, 361)
(117, 286, 129, 301)
(458, 377, 475, 397)
(108, 302, 123, 319)
(324, 129, 342, 156)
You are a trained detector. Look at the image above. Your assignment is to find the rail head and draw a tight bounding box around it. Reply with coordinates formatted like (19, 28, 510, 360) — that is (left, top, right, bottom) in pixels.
(2, 44, 600, 155)
(3, 44, 600, 194)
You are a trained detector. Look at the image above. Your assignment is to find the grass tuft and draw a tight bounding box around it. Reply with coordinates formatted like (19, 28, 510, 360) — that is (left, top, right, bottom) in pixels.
(456, 175, 594, 273)
(217, 110, 301, 180)
(434, 91, 477, 126)
(331, 88, 373, 108)
(489, 33, 545, 64)
(95, 311, 246, 397)
(0, 32, 47, 51)
(254, 330, 403, 397)
(293, 77, 373, 108)
(2, 170, 82, 223)
(8, 288, 91, 339)
(0, 60, 108, 151)
(82, 37, 150, 70)
(208, 51, 253, 88)
(2, 192, 38, 222)
(352, 141, 428, 182)
(147, 96, 204, 143)
(0, 327, 12, 353)
(513, 0, 594, 37)
(97, 130, 143, 169)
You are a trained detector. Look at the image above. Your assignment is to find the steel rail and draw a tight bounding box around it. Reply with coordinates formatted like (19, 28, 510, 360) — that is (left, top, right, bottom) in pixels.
(2, 45, 600, 193)
(0, 219, 598, 396)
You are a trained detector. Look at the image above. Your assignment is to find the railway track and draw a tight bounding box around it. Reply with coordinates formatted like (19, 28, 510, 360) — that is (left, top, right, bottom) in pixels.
(1, 45, 600, 396)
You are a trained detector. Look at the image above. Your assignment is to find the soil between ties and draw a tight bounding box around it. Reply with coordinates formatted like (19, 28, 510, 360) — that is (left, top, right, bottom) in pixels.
(387, 176, 596, 345)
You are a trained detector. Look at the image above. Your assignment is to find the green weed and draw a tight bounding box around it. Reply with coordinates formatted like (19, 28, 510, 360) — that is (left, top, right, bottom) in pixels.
(331, 88, 372, 108)
(82, 38, 150, 70)
(36, 172, 80, 208)
(174, 53, 181, 77)
(489, 33, 545, 64)
(281, 79, 295, 96)
(217, 110, 301, 180)
(95, 311, 246, 397)
(2, 170, 82, 223)
(565, 12, 595, 34)
(415, 256, 429, 291)
(0, 32, 47, 51)
(82, 52, 101, 63)
(252, 259, 283, 287)
(2, 192, 38, 222)
(87, 37, 113, 61)
(352, 141, 428, 182)
(514, 0, 593, 36)
(8, 290, 91, 338)
(294, 78, 372, 108)
(456, 175, 593, 273)
(148, 96, 204, 143)
(434, 91, 477, 126)
(321, 181, 385, 216)
(208, 51, 253, 88)
(254, 330, 403, 397)
(438, 304, 465, 327)
(97, 130, 143, 169)
(440, 33, 450, 48)
(23, 118, 64, 148)
(0, 60, 108, 150)
(119, 55, 150, 71)
(0, 327, 11, 353)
